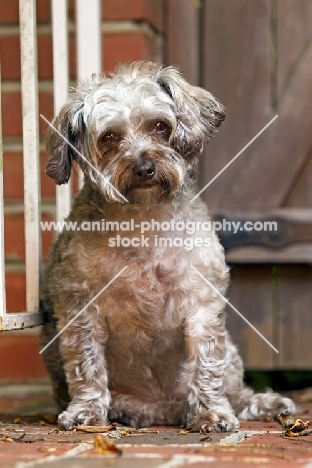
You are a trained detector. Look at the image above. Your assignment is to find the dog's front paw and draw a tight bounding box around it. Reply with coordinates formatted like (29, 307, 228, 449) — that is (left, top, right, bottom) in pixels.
(187, 410, 239, 433)
(58, 403, 108, 430)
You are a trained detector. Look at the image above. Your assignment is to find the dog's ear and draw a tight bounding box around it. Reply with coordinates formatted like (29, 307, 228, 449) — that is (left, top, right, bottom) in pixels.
(157, 67, 226, 158)
(45, 92, 85, 185)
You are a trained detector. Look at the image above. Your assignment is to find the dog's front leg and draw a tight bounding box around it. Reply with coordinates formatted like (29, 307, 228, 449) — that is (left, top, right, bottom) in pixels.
(56, 307, 110, 430)
(184, 306, 239, 433)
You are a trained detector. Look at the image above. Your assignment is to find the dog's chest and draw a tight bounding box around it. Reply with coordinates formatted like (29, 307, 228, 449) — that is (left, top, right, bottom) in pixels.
(100, 256, 188, 334)
(66, 214, 200, 334)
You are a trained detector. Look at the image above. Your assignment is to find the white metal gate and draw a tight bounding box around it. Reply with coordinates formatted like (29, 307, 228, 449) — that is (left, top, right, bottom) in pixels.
(0, 0, 102, 331)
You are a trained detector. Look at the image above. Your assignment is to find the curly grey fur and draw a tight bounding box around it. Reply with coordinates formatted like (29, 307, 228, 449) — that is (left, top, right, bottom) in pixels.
(41, 61, 295, 432)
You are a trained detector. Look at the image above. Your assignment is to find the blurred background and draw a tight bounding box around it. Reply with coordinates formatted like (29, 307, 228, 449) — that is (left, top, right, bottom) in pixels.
(0, 0, 312, 411)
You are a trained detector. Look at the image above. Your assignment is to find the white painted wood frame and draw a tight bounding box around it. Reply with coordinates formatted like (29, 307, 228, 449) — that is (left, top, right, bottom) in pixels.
(52, 0, 72, 222)
(0, 69, 6, 325)
(20, 0, 41, 316)
(76, 0, 102, 188)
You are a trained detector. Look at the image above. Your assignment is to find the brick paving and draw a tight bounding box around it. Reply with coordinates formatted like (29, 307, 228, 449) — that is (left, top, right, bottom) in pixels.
(0, 385, 311, 467)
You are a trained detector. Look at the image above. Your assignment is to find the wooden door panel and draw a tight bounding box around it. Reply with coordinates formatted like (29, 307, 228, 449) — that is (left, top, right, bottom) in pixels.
(220, 42, 312, 209)
(227, 265, 275, 369)
(165, 0, 312, 368)
(200, 0, 272, 210)
(200, 0, 312, 210)
(277, 265, 312, 368)
(228, 265, 312, 369)
(164, 0, 200, 84)
(278, 0, 312, 99)
(283, 152, 312, 207)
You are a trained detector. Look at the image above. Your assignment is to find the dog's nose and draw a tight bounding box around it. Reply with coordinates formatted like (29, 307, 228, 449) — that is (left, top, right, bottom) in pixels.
(132, 159, 155, 183)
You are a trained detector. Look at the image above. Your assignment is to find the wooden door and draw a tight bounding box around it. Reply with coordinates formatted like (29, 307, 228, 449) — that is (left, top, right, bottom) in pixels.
(165, 0, 312, 369)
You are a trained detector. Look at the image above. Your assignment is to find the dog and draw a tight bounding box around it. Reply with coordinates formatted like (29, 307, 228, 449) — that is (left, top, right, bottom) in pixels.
(41, 61, 295, 432)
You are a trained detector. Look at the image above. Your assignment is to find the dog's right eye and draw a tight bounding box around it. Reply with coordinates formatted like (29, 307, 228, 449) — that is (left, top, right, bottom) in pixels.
(100, 132, 120, 145)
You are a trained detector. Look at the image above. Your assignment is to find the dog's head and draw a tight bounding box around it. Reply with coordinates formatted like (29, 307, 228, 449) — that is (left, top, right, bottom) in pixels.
(46, 61, 226, 204)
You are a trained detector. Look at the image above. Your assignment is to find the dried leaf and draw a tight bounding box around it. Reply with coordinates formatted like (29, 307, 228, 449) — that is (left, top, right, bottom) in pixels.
(276, 413, 295, 429)
(200, 427, 214, 435)
(48, 429, 60, 434)
(37, 447, 57, 453)
(73, 425, 114, 433)
(13, 417, 21, 424)
(136, 429, 159, 434)
(284, 419, 312, 437)
(93, 434, 122, 455)
(1, 437, 13, 443)
(119, 429, 136, 437)
(277, 412, 312, 437)
(178, 429, 190, 435)
(0, 431, 25, 442)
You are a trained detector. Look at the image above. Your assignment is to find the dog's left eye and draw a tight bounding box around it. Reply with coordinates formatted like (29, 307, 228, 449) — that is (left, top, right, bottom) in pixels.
(153, 121, 170, 134)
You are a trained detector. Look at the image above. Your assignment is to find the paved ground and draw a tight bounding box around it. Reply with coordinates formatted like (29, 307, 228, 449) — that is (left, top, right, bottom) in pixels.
(0, 383, 312, 467)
